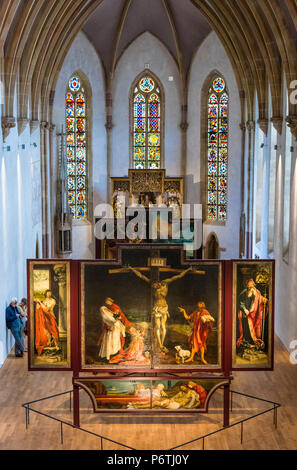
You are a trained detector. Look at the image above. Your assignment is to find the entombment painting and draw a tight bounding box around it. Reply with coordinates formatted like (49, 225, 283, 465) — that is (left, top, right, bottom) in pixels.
(76, 378, 225, 412)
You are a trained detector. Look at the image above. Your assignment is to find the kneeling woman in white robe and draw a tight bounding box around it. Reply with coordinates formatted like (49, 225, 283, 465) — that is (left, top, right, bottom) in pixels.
(98, 305, 126, 361)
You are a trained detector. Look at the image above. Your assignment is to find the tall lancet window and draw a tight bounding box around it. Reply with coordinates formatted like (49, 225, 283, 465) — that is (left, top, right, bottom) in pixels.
(66, 75, 87, 219)
(207, 77, 229, 221)
(132, 75, 162, 169)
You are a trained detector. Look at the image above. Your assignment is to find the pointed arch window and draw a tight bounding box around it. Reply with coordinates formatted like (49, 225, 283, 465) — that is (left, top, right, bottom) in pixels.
(65, 75, 88, 219)
(207, 77, 229, 221)
(132, 75, 162, 169)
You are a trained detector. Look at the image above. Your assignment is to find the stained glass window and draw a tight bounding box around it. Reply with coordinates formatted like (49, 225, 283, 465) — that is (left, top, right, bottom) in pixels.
(207, 77, 229, 221)
(65, 76, 87, 219)
(132, 76, 162, 169)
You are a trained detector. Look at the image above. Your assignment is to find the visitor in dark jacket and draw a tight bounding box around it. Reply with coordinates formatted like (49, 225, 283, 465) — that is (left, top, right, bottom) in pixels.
(6, 298, 24, 357)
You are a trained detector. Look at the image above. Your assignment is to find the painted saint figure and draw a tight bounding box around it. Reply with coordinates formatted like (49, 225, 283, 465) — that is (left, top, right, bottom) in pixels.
(34, 290, 59, 356)
(97, 297, 130, 361)
(236, 278, 268, 349)
(128, 266, 193, 352)
(109, 324, 150, 365)
(178, 301, 215, 364)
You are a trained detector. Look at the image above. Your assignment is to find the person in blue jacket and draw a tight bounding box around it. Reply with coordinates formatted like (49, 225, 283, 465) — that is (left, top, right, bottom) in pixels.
(6, 298, 24, 357)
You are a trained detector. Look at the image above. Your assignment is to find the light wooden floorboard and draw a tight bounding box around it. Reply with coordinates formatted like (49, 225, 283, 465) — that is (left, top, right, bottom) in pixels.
(0, 335, 296, 450)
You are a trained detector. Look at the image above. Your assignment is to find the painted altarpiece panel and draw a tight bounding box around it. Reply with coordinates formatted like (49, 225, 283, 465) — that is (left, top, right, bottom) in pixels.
(80, 247, 222, 371)
(28, 261, 71, 369)
(232, 260, 274, 369)
(74, 377, 229, 413)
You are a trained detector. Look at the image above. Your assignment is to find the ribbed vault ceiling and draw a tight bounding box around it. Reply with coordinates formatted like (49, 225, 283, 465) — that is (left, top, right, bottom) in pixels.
(0, 0, 296, 136)
(82, 0, 212, 80)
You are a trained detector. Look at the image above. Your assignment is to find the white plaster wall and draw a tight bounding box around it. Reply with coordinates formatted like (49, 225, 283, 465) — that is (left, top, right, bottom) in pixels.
(0, 86, 42, 367)
(53, 32, 106, 259)
(187, 32, 242, 259)
(256, 117, 297, 353)
(251, 75, 297, 354)
(111, 32, 182, 177)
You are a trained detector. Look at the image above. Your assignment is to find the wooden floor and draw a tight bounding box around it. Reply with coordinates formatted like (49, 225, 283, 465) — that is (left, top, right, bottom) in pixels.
(0, 335, 296, 450)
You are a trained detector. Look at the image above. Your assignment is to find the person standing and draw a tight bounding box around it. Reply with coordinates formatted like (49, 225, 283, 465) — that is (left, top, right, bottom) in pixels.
(18, 298, 28, 352)
(6, 298, 24, 357)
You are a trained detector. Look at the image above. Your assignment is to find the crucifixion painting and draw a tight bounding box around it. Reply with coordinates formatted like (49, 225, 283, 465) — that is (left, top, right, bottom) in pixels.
(81, 250, 222, 369)
(108, 255, 206, 358)
(127, 265, 199, 352)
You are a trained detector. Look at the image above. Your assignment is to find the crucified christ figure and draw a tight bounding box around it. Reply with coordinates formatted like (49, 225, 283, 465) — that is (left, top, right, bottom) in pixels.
(128, 265, 193, 352)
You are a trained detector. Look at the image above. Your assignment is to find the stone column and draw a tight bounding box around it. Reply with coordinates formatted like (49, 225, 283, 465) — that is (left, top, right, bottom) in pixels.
(105, 92, 113, 204)
(180, 103, 188, 202)
(53, 264, 67, 335)
(246, 120, 255, 258)
(1, 116, 16, 142)
(286, 116, 297, 141)
(49, 123, 56, 255)
(239, 122, 246, 258)
(40, 121, 50, 258)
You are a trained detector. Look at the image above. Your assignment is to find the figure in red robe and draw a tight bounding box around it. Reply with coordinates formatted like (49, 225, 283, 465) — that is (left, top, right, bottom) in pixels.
(109, 325, 150, 365)
(35, 290, 59, 356)
(187, 382, 207, 408)
(236, 278, 268, 348)
(97, 297, 131, 352)
(179, 301, 215, 364)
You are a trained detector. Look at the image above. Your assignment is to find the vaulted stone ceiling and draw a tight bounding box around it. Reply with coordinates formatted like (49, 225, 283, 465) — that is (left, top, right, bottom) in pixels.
(82, 0, 212, 82)
(0, 0, 297, 139)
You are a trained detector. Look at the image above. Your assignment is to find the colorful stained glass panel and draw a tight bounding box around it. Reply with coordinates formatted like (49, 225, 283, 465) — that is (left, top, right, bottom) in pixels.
(67, 162, 75, 176)
(213, 77, 225, 93)
(149, 118, 160, 132)
(67, 146, 75, 161)
(134, 147, 145, 160)
(134, 133, 146, 146)
(68, 177, 75, 191)
(148, 161, 160, 169)
(207, 77, 228, 221)
(77, 206, 86, 218)
(139, 77, 154, 93)
(134, 118, 145, 132)
(148, 133, 160, 147)
(66, 133, 74, 145)
(77, 147, 86, 161)
(76, 94, 85, 117)
(69, 76, 80, 92)
(133, 76, 161, 168)
(66, 77, 88, 219)
(77, 162, 86, 175)
(77, 176, 86, 190)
